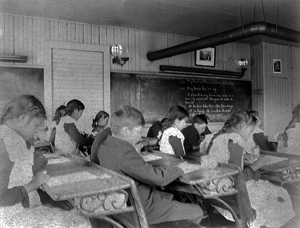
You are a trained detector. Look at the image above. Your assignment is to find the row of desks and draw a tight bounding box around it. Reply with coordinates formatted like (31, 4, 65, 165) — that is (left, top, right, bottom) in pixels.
(39, 149, 300, 228)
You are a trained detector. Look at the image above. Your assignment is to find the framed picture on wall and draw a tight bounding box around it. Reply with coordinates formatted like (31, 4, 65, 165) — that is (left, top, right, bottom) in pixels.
(273, 59, 282, 74)
(195, 47, 216, 67)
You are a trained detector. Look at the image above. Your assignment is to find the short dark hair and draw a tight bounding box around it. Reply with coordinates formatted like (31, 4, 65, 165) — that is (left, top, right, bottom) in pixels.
(92, 110, 110, 128)
(110, 105, 145, 135)
(66, 99, 85, 115)
(167, 105, 189, 126)
(193, 114, 209, 124)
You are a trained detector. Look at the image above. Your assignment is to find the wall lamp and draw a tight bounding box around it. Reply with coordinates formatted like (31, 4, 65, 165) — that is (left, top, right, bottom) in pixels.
(238, 58, 248, 75)
(111, 44, 129, 67)
(160, 59, 248, 78)
(0, 55, 28, 63)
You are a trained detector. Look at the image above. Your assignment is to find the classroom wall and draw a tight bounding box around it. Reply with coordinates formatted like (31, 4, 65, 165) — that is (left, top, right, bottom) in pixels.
(0, 13, 251, 76)
(0, 13, 252, 134)
(1, 13, 300, 139)
(251, 43, 300, 140)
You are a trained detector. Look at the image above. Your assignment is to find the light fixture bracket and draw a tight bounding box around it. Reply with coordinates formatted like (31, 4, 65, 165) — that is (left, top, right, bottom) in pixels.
(111, 45, 129, 67)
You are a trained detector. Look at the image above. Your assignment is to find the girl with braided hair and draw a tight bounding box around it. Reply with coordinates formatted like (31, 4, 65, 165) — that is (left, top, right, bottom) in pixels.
(200, 110, 295, 228)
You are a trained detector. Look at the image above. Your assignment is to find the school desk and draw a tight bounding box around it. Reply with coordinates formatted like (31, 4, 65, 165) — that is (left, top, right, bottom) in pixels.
(40, 154, 148, 228)
(141, 151, 254, 228)
(259, 150, 300, 184)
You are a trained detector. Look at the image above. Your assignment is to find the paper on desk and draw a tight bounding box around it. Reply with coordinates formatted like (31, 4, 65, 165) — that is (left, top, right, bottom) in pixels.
(47, 171, 111, 187)
(142, 154, 163, 162)
(47, 157, 70, 164)
(263, 156, 288, 166)
(179, 163, 202, 174)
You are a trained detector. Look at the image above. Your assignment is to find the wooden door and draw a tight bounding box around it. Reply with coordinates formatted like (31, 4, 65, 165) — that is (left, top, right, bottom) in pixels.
(44, 41, 110, 133)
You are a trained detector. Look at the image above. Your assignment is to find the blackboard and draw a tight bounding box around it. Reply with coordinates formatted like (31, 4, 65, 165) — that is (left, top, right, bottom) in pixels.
(0, 67, 44, 114)
(111, 73, 252, 123)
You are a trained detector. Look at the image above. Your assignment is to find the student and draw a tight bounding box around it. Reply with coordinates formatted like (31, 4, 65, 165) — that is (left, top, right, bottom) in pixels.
(96, 105, 203, 225)
(159, 105, 189, 156)
(48, 105, 66, 147)
(146, 117, 168, 139)
(91, 110, 110, 137)
(239, 110, 277, 164)
(276, 103, 300, 155)
(247, 110, 276, 152)
(198, 114, 212, 139)
(182, 114, 208, 157)
(55, 99, 93, 155)
(0, 95, 91, 227)
(200, 110, 295, 228)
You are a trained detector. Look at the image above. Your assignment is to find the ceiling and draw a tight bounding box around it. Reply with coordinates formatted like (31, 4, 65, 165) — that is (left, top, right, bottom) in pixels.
(0, 0, 300, 45)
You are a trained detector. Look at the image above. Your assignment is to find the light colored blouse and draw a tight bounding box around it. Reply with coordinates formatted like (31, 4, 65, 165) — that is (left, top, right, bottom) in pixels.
(0, 124, 91, 227)
(55, 116, 78, 154)
(281, 122, 300, 155)
(159, 127, 185, 155)
(201, 131, 295, 228)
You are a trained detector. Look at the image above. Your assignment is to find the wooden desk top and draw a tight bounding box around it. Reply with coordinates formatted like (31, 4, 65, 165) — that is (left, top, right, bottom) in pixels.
(141, 151, 239, 185)
(40, 156, 131, 201)
(260, 150, 300, 172)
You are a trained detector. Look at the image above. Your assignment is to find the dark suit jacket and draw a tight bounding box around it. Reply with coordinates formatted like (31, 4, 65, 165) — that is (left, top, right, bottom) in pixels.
(97, 135, 184, 223)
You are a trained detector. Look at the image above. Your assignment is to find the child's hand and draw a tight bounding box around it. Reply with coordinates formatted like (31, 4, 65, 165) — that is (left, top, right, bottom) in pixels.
(177, 162, 190, 173)
(24, 171, 50, 192)
(134, 143, 144, 154)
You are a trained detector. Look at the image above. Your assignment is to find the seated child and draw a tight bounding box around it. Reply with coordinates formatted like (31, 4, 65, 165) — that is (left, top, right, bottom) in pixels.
(91, 110, 110, 137)
(182, 114, 208, 157)
(200, 110, 295, 228)
(159, 105, 189, 156)
(48, 105, 66, 147)
(198, 114, 212, 139)
(147, 117, 168, 139)
(95, 105, 204, 225)
(276, 103, 300, 155)
(55, 99, 93, 156)
(0, 95, 91, 227)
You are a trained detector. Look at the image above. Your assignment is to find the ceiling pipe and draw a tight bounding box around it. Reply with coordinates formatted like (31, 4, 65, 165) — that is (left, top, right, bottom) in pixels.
(147, 21, 300, 61)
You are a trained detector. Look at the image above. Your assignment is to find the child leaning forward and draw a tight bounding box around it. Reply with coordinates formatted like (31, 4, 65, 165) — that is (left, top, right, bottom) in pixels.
(94, 105, 204, 225)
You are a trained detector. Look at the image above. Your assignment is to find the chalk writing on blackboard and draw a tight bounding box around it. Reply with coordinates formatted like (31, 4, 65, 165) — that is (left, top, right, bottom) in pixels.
(111, 73, 252, 123)
(181, 79, 237, 118)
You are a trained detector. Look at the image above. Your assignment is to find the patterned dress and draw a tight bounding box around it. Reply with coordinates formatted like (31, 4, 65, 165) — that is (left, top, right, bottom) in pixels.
(159, 127, 185, 155)
(0, 125, 91, 228)
(202, 132, 295, 228)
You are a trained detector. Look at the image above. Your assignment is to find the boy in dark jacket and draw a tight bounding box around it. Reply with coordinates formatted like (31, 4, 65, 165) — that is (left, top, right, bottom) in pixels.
(96, 105, 203, 225)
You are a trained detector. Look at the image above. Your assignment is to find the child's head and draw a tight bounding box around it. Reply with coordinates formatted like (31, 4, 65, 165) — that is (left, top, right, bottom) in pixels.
(160, 118, 168, 131)
(0, 95, 47, 140)
(110, 105, 145, 145)
(198, 114, 209, 124)
(192, 114, 208, 135)
(248, 109, 261, 127)
(53, 105, 66, 124)
(92, 111, 110, 129)
(66, 99, 85, 121)
(167, 105, 189, 131)
(224, 110, 257, 140)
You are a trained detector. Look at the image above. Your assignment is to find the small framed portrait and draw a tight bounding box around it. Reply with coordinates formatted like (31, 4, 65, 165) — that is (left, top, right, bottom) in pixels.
(273, 59, 282, 74)
(195, 47, 216, 67)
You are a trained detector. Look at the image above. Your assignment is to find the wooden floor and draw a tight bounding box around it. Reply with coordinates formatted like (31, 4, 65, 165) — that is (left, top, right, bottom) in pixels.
(90, 213, 300, 228)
